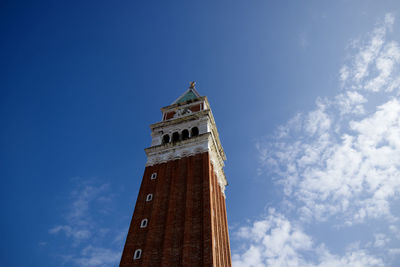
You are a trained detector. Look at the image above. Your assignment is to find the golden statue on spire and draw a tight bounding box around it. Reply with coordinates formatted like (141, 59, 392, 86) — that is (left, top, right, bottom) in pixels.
(189, 81, 196, 89)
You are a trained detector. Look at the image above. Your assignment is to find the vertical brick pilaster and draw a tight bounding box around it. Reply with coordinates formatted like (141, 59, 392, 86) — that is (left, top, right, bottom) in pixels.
(182, 156, 194, 265)
(161, 159, 179, 265)
(211, 164, 222, 267)
(202, 153, 214, 266)
(222, 195, 232, 266)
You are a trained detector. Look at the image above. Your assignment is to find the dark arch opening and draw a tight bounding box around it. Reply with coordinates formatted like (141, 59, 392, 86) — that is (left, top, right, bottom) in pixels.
(162, 134, 170, 144)
(172, 132, 180, 142)
(191, 127, 199, 137)
(182, 129, 189, 140)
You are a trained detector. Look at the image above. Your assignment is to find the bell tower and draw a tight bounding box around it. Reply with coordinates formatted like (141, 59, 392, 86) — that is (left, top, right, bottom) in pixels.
(120, 83, 231, 266)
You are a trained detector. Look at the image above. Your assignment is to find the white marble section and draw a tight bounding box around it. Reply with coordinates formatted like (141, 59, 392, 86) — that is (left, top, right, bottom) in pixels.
(145, 98, 227, 195)
(150, 116, 208, 147)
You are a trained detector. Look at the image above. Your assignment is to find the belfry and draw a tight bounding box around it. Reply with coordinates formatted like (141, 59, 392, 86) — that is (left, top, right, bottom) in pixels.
(120, 83, 231, 266)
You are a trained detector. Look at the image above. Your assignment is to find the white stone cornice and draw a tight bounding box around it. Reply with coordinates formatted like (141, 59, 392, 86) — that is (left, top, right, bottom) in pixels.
(145, 133, 210, 166)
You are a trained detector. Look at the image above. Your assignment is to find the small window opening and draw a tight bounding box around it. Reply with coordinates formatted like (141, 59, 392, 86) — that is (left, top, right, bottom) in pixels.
(134, 249, 142, 260)
(191, 127, 199, 137)
(162, 134, 170, 144)
(140, 219, 148, 228)
(172, 132, 180, 142)
(182, 129, 189, 140)
(151, 173, 157, 179)
(146, 194, 153, 202)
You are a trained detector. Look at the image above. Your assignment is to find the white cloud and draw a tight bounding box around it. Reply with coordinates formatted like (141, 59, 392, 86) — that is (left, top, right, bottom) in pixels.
(48, 179, 122, 266)
(233, 210, 313, 267)
(293, 98, 400, 223)
(49, 181, 111, 244)
(248, 13, 400, 267)
(305, 100, 331, 135)
(259, 13, 400, 225)
(340, 65, 349, 83)
(49, 225, 91, 242)
(68, 183, 110, 227)
(340, 13, 396, 92)
(364, 41, 400, 92)
(315, 247, 384, 267)
(233, 210, 383, 267)
(335, 91, 367, 115)
(373, 234, 390, 248)
(73, 246, 121, 267)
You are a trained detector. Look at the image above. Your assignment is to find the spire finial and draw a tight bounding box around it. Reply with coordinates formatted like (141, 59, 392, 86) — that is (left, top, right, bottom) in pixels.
(189, 81, 196, 89)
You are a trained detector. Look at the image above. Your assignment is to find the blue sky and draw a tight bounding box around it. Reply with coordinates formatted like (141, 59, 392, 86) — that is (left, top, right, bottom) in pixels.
(2, 1, 400, 266)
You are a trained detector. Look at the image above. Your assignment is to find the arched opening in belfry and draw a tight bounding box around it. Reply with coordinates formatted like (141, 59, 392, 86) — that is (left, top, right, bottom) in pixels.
(182, 129, 189, 140)
(191, 127, 199, 137)
(172, 132, 180, 142)
(162, 134, 170, 144)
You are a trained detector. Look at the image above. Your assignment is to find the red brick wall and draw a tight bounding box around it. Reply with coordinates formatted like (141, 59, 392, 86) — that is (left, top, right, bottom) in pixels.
(119, 152, 231, 267)
(163, 104, 202, 121)
(189, 104, 201, 112)
(164, 111, 175, 120)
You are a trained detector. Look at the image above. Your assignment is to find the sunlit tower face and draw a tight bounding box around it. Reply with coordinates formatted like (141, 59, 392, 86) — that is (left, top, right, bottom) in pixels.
(120, 84, 231, 267)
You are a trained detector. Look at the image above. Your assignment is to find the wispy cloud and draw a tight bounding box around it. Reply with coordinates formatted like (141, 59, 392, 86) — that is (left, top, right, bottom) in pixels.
(259, 12, 400, 224)
(49, 181, 110, 244)
(342, 13, 398, 91)
(235, 13, 400, 267)
(48, 179, 124, 267)
(72, 245, 121, 267)
(299, 32, 310, 49)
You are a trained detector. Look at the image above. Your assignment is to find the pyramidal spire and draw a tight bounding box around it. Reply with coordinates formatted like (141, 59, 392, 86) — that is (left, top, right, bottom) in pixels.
(172, 81, 201, 104)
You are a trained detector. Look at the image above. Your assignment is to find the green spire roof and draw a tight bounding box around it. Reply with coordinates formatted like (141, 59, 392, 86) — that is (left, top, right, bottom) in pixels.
(175, 90, 198, 103)
(172, 85, 201, 104)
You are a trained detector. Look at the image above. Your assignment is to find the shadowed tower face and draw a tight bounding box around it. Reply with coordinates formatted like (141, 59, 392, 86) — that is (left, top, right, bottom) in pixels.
(120, 85, 232, 266)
